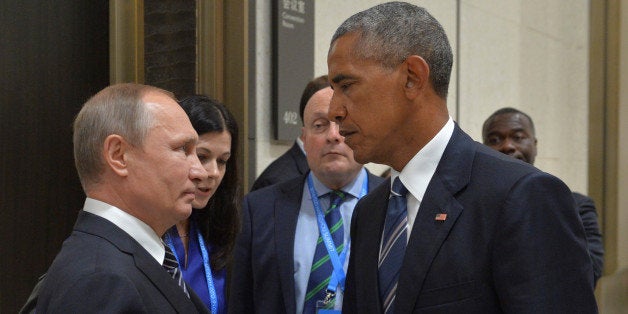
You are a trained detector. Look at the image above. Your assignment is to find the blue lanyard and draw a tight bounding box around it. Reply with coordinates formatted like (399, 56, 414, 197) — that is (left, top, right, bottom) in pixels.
(306, 172, 368, 293)
(164, 223, 218, 314)
(196, 225, 219, 314)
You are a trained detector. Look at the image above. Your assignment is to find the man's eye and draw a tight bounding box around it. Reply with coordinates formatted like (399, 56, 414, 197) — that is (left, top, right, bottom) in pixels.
(487, 137, 500, 145)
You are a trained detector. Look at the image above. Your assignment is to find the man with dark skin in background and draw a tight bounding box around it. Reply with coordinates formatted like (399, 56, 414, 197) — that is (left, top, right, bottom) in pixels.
(483, 107, 604, 285)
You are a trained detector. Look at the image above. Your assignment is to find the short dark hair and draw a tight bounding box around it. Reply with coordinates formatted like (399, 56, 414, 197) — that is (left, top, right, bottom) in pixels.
(299, 75, 330, 125)
(482, 107, 536, 138)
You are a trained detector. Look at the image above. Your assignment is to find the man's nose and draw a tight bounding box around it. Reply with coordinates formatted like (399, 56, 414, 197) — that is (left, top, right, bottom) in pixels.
(328, 93, 345, 124)
(189, 155, 208, 180)
(499, 139, 517, 155)
(327, 121, 342, 142)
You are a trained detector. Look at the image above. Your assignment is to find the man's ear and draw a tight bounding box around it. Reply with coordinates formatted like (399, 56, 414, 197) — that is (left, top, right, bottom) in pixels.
(103, 134, 130, 177)
(403, 55, 430, 99)
(300, 127, 306, 146)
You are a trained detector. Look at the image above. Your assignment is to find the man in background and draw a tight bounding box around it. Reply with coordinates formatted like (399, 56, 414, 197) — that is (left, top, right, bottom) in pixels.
(230, 83, 383, 313)
(482, 106, 604, 284)
(36, 83, 210, 313)
(250, 76, 330, 191)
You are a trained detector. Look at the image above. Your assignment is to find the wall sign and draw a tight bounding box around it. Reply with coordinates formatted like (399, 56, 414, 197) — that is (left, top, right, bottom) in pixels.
(273, 0, 315, 141)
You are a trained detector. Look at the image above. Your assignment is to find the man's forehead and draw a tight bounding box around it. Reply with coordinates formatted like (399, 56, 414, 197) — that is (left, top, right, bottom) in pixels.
(493, 113, 531, 127)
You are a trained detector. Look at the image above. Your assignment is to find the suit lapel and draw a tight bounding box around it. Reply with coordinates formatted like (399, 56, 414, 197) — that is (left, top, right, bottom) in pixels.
(274, 176, 306, 314)
(134, 254, 203, 313)
(291, 143, 309, 175)
(353, 179, 390, 310)
(76, 212, 207, 313)
(395, 125, 475, 312)
(366, 172, 385, 192)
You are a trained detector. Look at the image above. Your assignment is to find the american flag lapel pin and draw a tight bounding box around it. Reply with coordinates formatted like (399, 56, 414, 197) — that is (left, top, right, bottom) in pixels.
(435, 213, 447, 221)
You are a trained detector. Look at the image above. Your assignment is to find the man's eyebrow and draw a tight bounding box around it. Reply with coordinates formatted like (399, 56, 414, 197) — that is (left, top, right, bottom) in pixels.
(182, 137, 197, 147)
(509, 128, 527, 133)
(331, 74, 352, 84)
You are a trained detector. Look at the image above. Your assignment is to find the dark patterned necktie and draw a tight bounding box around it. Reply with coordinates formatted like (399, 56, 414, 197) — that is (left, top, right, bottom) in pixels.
(303, 190, 346, 313)
(163, 244, 190, 298)
(378, 177, 408, 314)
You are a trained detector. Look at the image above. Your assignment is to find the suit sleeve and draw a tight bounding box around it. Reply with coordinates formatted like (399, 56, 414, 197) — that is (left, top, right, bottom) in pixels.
(19, 273, 46, 314)
(228, 195, 255, 313)
(491, 172, 597, 312)
(573, 193, 604, 284)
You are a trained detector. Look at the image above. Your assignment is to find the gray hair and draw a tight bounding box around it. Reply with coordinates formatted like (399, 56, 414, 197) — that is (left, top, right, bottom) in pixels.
(330, 1, 453, 99)
(73, 83, 172, 190)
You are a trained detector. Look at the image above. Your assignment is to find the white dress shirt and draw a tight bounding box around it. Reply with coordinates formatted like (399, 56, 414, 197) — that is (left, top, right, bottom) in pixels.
(390, 117, 455, 238)
(83, 197, 165, 264)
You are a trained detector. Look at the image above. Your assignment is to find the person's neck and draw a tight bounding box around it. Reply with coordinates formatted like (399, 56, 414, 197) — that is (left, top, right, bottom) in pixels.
(389, 105, 449, 171)
(175, 219, 190, 237)
(175, 219, 191, 267)
(314, 169, 361, 191)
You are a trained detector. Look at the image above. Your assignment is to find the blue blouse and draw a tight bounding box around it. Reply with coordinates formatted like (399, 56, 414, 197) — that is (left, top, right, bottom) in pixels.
(166, 221, 227, 314)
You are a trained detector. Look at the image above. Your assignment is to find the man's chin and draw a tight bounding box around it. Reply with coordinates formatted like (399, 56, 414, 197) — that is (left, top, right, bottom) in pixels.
(352, 149, 373, 165)
(175, 204, 194, 219)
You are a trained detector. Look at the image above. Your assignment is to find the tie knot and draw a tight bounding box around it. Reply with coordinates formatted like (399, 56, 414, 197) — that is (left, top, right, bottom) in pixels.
(391, 177, 407, 196)
(327, 190, 346, 212)
(331, 190, 346, 200)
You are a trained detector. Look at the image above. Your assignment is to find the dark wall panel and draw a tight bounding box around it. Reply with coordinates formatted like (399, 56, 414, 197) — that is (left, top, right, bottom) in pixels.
(0, 1, 109, 311)
(144, 0, 196, 98)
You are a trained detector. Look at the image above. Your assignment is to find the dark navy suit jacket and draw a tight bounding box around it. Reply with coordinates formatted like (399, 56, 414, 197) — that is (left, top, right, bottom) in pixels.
(229, 171, 383, 314)
(250, 142, 309, 191)
(572, 192, 604, 284)
(36, 211, 210, 313)
(342, 125, 597, 313)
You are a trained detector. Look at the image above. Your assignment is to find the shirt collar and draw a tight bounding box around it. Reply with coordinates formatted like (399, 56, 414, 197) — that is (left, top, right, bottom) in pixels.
(296, 137, 306, 155)
(394, 117, 455, 202)
(309, 167, 367, 199)
(83, 197, 165, 264)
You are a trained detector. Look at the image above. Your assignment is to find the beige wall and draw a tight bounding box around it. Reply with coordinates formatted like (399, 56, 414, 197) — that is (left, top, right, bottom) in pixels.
(458, 0, 589, 194)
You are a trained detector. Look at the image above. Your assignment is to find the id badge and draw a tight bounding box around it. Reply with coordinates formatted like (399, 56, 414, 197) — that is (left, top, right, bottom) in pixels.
(315, 290, 341, 314)
(315, 301, 340, 314)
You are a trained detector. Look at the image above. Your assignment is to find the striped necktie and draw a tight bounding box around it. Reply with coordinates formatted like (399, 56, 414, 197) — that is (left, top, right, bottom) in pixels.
(303, 190, 346, 313)
(163, 244, 190, 298)
(378, 177, 408, 314)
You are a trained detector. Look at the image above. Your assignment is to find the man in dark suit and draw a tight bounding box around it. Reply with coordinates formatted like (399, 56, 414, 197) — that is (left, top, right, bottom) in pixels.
(327, 2, 597, 313)
(230, 84, 384, 313)
(250, 75, 330, 191)
(482, 107, 604, 284)
(250, 139, 308, 191)
(35, 84, 210, 313)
